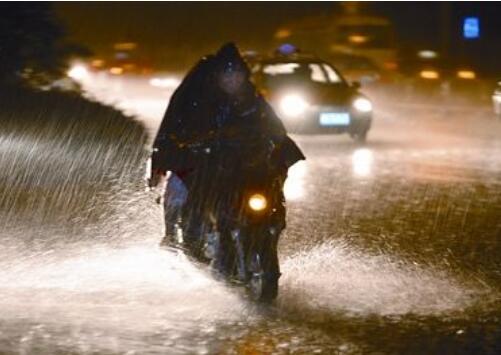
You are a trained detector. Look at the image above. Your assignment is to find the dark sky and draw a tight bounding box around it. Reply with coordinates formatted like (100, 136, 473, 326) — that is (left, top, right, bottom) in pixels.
(56, 2, 337, 69)
(56, 2, 501, 72)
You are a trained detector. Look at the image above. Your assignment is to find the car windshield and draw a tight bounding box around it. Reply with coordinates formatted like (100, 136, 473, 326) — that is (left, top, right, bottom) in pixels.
(262, 62, 344, 85)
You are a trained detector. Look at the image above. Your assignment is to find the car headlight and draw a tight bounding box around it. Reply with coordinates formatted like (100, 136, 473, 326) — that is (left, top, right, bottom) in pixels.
(248, 194, 267, 211)
(352, 97, 373, 113)
(280, 94, 309, 117)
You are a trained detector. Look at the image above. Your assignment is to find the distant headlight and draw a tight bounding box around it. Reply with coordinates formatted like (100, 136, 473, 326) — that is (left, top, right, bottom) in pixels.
(457, 70, 476, 80)
(280, 94, 309, 117)
(352, 97, 373, 113)
(420, 70, 440, 80)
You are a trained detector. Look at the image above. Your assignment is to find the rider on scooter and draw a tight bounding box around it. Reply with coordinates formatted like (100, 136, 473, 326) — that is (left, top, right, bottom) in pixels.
(149, 42, 305, 246)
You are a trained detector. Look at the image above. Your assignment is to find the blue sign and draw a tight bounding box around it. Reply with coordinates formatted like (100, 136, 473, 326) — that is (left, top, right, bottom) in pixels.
(463, 17, 480, 39)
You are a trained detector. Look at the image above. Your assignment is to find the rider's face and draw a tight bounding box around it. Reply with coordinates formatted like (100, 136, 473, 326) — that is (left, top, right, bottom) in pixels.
(218, 70, 246, 95)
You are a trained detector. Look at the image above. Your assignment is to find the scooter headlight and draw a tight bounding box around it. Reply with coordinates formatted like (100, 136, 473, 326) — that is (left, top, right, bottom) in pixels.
(279, 94, 309, 118)
(248, 194, 267, 211)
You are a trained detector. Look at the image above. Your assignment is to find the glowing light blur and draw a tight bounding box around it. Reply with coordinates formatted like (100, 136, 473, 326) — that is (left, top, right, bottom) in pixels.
(352, 148, 373, 177)
(279, 94, 309, 118)
(113, 42, 138, 50)
(348, 35, 368, 44)
(277, 43, 298, 56)
(91, 59, 105, 68)
(248, 194, 267, 211)
(352, 98, 373, 113)
(383, 61, 398, 71)
(456, 70, 476, 80)
(67, 64, 89, 81)
(420, 70, 440, 80)
(463, 17, 480, 39)
(275, 29, 291, 39)
(149, 77, 181, 88)
(418, 50, 438, 59)
(284, 160, 307, 200)
(109, 67, 124, 75)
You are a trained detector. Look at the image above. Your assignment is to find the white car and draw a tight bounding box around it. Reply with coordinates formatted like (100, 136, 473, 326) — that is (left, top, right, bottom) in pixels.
(247, 51, 373, 141)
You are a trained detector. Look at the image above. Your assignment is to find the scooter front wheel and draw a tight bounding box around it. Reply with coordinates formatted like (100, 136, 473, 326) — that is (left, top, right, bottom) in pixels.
(248, 253, 279, 303)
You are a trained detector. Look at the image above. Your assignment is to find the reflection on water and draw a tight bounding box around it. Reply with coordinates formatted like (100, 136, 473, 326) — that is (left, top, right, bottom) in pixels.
(352, 148, 374, 178)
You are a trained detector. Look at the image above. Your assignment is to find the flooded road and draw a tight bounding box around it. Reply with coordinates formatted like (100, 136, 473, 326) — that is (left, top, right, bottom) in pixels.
(0, 78, 500, 354)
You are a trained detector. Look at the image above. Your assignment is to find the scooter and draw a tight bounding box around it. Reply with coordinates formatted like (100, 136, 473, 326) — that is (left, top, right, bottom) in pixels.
(170, 140, 284, 303)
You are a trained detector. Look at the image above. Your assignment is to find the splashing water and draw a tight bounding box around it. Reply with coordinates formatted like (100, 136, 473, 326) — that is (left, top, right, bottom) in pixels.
(0, 80, 497, 354)
(279, 241, 479, 318)
(0, 243, 253, 354)
(0, 88, 253, 353)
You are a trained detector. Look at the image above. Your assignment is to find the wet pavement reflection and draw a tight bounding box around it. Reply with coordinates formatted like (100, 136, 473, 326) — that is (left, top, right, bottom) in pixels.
(0, 77, 500, 354)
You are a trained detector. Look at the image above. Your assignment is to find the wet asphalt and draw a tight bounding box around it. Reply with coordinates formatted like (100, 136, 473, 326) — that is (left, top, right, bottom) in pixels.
(0, 78, 500, 354)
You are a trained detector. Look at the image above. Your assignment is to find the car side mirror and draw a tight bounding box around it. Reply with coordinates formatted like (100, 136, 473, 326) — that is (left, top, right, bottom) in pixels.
(351, 81, 361, 90)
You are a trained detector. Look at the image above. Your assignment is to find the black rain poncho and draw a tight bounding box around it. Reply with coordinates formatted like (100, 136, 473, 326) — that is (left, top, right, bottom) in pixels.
(151, 43, 305, 182)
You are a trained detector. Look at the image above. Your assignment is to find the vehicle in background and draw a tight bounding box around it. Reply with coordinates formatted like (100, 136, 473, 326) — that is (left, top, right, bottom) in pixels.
(246, 47, 373, 141)
(85, 42, 153, 76)
(273, 3, 398, 73)
(399, 49, 483, 99)
(328, 52, 382, 84)
(493, 81, 501, 116)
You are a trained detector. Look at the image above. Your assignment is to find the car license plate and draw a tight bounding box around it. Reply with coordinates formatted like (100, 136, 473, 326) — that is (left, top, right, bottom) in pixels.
(319, 112, 350, 126)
